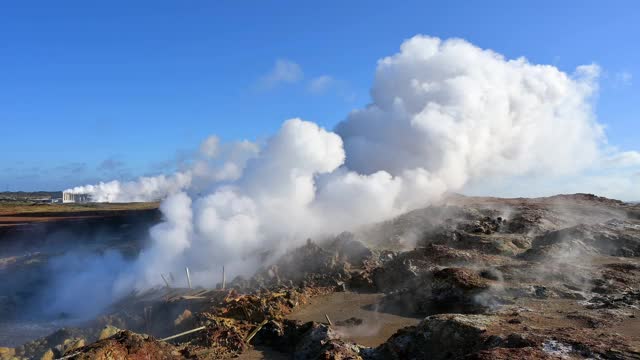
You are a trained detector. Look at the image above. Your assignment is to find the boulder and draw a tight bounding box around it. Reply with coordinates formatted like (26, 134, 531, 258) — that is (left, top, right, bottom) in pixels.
(522, 221, 640, 260)
(376, 314, 496, 360)
(372, 250, 435, 292)
(431, 267, 491, 303)
(294, 322, 364, 360)
(0, 347, 15, 360)
(98, 325, 122, 340)
(328, 232, 373, 266)
(40, 349, 54, 360)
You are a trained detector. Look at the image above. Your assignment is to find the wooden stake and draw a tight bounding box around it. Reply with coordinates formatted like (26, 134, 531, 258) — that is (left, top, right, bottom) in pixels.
(185, 267, 192, 289)
(144, 306, 152, 332)
(56, 351, 82, 360)
(161, 274, 170, 289)
(324, 314, 333, 326)
(222, 265, 226, 290)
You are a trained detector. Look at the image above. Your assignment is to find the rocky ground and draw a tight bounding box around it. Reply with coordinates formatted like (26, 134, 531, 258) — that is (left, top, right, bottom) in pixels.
(1, 193, 639, 359)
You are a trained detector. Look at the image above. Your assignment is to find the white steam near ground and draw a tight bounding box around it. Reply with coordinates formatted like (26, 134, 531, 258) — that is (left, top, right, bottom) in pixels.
(64, 173, 191, 203)
(56, 35, 639, 317)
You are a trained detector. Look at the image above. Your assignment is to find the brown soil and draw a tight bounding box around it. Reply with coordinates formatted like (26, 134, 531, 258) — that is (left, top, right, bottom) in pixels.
(0, 202, 159, 227)
(236, 346, 290, 360)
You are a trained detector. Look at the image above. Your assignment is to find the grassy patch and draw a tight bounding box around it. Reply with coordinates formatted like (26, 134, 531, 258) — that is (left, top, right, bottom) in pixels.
(0, 201, 160, 216)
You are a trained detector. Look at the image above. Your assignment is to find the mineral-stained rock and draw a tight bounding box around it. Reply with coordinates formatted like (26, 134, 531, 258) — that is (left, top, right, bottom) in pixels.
(465, 347, 555, 359)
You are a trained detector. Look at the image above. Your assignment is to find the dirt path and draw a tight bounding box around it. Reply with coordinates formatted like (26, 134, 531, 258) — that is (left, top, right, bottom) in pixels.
(286, 291, 421, 347)
(236, 347, 290, 360)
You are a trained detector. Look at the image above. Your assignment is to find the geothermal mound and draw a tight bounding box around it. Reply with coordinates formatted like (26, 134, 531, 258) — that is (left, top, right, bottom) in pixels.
(1, 193, 640, 359)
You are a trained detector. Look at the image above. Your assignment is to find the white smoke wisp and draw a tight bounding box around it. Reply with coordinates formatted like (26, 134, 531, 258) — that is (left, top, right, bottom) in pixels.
(64, 137, 260, 202)
(57, 35, 635, 313)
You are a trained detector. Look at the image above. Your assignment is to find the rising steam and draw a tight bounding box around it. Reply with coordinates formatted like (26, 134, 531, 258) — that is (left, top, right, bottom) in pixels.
(56, 35, 629, 317)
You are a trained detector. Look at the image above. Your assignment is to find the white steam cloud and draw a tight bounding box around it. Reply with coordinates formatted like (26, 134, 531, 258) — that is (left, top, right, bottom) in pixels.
(56, 35, 637, 315)
(336, 36, 602, 183)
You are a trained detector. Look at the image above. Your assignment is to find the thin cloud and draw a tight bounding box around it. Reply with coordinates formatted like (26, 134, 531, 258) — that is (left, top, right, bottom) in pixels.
(616, 71, 632, 85)
(612, 70, 632, 88)
(16, 173, 41, 180)
(200, 136, 220, 158)
(308, 75, 334, 94)
(98, 157, 126, 172)
(603, 150, 640, 168)
(257, 59, 303, 89)
(307, 75, 357, 102)
(54, 162, 87, 175)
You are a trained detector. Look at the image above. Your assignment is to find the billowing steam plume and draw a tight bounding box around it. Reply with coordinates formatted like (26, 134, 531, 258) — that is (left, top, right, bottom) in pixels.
(56, 35, 624, 316)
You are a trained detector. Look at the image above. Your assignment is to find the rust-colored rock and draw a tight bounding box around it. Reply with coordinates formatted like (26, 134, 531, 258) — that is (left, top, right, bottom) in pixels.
(69, 330, 180, 360)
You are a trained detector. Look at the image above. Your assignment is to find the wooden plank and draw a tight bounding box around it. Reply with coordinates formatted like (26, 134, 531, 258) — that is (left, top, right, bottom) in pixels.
(161, 326, 206, 342)
(245, 319, 268, 343)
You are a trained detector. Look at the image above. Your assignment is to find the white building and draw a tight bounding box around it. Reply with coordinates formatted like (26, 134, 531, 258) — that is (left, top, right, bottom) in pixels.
(62, 192, 91, 203)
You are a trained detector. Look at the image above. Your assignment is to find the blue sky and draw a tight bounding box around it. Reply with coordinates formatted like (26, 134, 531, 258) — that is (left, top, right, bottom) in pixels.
(0, 1, 638, 191)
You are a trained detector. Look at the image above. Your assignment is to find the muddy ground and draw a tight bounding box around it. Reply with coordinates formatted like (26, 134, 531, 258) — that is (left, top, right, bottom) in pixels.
(1, 193, 639, 359)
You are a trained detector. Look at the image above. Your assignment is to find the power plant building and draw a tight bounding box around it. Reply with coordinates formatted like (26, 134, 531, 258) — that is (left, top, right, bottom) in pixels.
(62, 192, 91, 203)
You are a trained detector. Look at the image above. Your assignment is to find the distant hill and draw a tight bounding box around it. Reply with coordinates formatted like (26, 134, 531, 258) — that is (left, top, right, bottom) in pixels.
(0, 191, 62, 201)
